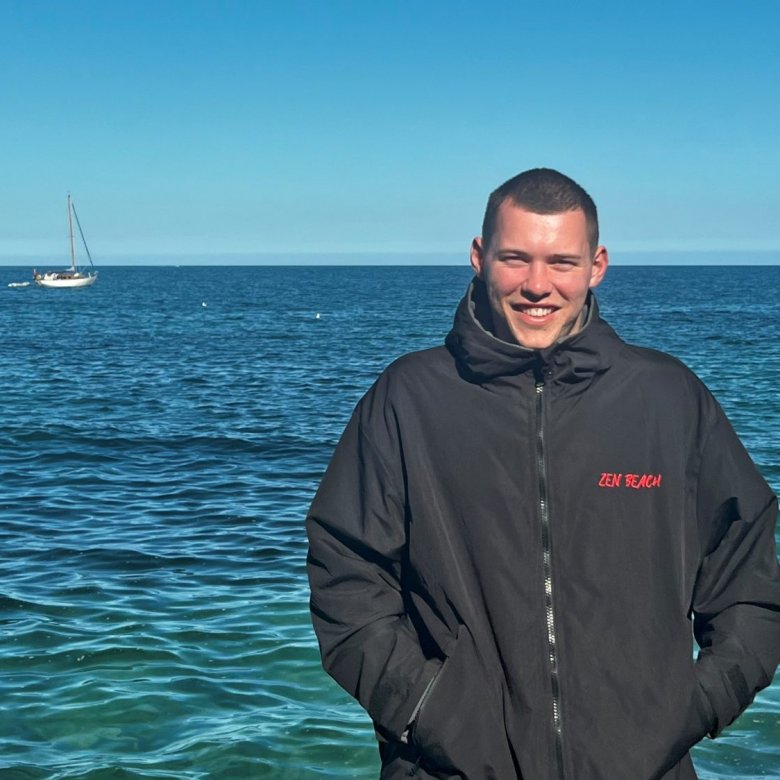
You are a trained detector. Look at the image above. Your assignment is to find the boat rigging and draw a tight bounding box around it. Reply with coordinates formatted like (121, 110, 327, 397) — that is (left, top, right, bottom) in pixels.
(34, 194, 98, 288)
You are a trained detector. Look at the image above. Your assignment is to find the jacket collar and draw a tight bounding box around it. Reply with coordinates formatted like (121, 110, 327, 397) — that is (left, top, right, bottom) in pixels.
(445, 278, 621, 384)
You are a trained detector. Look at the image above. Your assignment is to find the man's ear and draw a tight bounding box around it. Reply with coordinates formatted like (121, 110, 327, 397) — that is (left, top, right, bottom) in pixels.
(589, 245, 609, 289)
(470, 237, 485, 277)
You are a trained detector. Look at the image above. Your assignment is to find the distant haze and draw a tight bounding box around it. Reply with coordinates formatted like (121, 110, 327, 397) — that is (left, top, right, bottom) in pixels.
(2, 252, 778, 268)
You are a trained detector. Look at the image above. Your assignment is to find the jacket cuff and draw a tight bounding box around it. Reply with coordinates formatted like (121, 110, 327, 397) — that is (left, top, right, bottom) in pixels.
(694, 645, 763, 738)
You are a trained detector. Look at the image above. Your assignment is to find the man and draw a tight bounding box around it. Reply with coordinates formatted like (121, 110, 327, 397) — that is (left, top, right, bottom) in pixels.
(306, 169, 780, 780)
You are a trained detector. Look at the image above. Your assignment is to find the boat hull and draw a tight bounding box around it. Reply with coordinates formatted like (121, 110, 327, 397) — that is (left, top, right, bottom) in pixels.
(35, 273, 97, 288)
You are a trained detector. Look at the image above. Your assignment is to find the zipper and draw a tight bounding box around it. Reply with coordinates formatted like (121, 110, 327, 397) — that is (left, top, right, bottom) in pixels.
(409, 663, 444, 744)
(535, 369, 565, 780)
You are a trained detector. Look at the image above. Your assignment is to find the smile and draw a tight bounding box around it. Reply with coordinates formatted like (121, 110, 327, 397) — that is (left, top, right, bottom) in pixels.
(522, 307, 556, 318)
(511, 305, 559, 320)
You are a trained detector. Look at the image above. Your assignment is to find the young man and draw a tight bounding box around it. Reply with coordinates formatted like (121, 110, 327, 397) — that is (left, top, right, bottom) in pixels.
(306, 169, 780, 780)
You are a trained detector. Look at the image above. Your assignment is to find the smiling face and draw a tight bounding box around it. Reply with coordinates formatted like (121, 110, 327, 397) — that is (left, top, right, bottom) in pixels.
(470, 203, 608, 350)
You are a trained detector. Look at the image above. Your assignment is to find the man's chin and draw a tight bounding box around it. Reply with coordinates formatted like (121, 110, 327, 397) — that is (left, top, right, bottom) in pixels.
(508, 325, 558, 351)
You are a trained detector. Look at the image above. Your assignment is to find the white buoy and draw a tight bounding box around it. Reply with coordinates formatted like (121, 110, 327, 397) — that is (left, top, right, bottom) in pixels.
(202, 301, 208, 308)
(315, 312, 321, 319)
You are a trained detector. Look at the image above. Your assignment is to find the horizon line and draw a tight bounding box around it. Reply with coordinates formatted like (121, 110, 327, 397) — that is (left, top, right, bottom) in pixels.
(2, 262, 779, 269)
(2, 248, 780, 258)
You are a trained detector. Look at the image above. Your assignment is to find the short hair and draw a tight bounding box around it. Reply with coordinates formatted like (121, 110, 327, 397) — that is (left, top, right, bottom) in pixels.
(481, 168, 599, 254)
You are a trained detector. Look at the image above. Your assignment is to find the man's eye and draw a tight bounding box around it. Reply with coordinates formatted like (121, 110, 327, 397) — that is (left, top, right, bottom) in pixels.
(499, 256, 528, 264)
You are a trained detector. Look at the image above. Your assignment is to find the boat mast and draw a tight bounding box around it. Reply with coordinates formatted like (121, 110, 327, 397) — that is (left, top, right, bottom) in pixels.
(67, 193, 76, 271)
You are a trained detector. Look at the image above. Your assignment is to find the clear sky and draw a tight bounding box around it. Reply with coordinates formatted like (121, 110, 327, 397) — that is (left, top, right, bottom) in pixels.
(1, 1, 778, 263)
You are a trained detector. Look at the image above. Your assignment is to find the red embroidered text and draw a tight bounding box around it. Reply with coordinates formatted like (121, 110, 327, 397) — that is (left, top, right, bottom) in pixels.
(599, 472, 662, 489)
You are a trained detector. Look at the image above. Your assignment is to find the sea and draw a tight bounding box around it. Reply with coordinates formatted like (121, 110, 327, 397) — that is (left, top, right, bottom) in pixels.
(0, 264, 777, 780)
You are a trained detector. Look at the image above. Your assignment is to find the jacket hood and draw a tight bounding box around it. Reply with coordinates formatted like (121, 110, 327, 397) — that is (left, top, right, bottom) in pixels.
(445, 278, 621, 384)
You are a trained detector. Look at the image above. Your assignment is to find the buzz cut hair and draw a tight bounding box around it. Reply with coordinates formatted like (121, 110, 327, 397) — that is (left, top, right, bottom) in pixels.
(481, 168, 599, 254)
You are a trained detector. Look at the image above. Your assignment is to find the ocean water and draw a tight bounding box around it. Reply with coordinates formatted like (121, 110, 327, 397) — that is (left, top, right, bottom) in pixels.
(0, 264, 777, 780)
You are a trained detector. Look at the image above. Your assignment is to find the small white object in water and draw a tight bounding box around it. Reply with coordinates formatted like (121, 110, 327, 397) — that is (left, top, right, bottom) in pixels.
(315, 312, 321, 319)
(202, 301, 208, 307)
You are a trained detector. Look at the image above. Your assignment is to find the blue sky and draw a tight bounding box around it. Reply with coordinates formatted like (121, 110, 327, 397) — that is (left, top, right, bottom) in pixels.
(1, 1, 778, 263)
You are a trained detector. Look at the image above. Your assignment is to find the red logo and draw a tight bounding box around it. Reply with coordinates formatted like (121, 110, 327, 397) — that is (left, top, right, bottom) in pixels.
(598, 472, 662, 489)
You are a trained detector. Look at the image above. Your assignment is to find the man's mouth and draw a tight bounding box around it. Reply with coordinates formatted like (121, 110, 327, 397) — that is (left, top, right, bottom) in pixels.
(511, 304, 559, 320)
(522, 307, 556, 318)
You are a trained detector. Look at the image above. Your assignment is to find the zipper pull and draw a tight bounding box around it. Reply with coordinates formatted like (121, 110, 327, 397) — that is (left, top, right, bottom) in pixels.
(535, 362, 552, 392)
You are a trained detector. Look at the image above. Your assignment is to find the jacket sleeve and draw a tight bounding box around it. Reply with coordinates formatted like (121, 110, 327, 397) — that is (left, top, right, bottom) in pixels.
(306, 394, 442, 740)
(692, 402, 780, 738)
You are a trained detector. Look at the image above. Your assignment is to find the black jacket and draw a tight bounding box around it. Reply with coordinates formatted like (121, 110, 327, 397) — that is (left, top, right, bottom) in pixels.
(306, 281, 780, 780)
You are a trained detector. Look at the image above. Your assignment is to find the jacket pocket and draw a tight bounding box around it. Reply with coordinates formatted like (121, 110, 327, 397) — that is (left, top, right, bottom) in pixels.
(650, 673, 717, 779)
(409, 625, 513, 778)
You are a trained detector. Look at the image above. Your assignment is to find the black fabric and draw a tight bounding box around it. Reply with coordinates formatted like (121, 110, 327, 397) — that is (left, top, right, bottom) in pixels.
(306, 280, 780, 780)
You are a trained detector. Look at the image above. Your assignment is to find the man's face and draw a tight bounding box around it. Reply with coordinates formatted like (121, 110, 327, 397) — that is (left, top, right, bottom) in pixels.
(470, 203, 608, 350)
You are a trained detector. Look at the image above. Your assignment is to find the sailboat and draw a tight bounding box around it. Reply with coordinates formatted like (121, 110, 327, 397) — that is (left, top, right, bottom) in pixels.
(34, 194, 98, 288)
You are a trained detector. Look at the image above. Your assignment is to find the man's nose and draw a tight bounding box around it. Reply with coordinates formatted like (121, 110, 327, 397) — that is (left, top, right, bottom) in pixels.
(522, 261, 551, 298)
